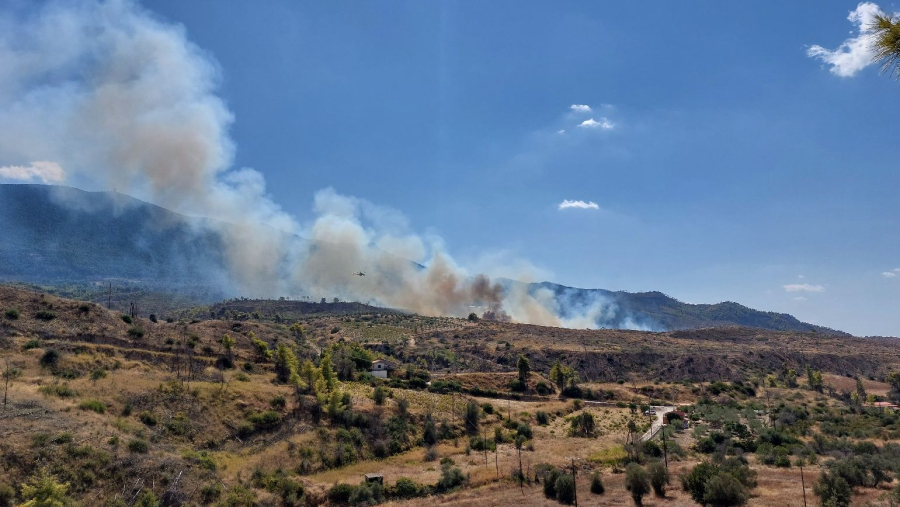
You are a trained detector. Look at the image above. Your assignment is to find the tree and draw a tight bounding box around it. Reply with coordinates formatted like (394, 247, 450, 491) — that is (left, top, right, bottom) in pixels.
(464, 400, 480, 435)
(704, 473, 748, 507)
(886, 372, 900, 404)
(516, 355, 530, 383)
(554, 473, 576, 505)
(570, 411, 596, 437)
(221, 334, 235, 361)
(549, 360, 577, 391)
(3, 359, 22, 411)
(467, 312, 479, 322)
(249, 333, 272, 362)
(806, 365, 823, 392)
(814, 470, 852, 507)
(647, 461, 668, 497)
(856, 377, 867, 404)
(682, 462, 720, 504)
(289, 322, 304, 341)
(872, 13, 900, 80)
(590, 471, 605, 495)
(19, 468, 73, 507)
(423, 412, 438, 446)
(320, 351, 336, 391)
(273, 343, 299, 383)
(625, 463, 650, 505)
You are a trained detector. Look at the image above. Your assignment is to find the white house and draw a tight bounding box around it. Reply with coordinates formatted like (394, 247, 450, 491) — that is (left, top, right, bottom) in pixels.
(370, 359, 396, 379)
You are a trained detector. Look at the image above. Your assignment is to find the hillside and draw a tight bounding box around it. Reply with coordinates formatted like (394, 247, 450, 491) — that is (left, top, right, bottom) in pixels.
(0, 285, 899, 506)
(0, 184, 847, 334)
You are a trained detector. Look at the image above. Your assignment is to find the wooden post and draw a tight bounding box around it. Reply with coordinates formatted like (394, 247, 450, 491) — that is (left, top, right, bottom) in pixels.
(571, 457, 578, 507)
(800, 465, 808, 507)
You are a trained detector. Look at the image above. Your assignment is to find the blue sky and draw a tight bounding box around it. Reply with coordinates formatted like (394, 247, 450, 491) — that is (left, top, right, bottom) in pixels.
(147, 1, 900, 336)
(4, 1, 900, 336)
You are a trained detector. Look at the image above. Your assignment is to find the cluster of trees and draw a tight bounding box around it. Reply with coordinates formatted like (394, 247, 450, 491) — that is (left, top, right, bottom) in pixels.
(681, 458, 756, 506)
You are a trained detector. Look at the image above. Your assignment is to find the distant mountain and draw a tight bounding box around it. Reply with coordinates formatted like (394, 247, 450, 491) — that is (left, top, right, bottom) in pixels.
(0, 184, 848, 335)
(531, 281, 848, 336)
(0, 184, 230, 287)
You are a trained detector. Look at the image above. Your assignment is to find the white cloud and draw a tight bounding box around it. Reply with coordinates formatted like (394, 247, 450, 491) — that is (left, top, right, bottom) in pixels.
(557, 129, 566, 135)
(792, 296, 807, 301)
(807, 2, 884, 77)
(558, 199, 600, 210)
(0, 161, 65, 183)
(578, 118, 615, 130)
(570, 104, 592, 113)
(783, 283, 825, 293)
(882, 268, 900, 278)
(798, 274, 805, 279)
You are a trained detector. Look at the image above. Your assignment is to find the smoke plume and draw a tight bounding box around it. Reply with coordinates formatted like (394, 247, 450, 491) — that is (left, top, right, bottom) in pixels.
(0, 0, 649, 330)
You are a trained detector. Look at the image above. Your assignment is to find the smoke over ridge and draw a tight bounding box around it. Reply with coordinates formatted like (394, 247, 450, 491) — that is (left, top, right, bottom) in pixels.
(0, 0, 651, 330)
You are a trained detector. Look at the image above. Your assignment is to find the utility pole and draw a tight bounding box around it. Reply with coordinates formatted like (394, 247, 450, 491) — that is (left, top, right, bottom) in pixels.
(800, 465, 808, 507)
(571, 457, 578, 507)
(661, 422, 669, 469)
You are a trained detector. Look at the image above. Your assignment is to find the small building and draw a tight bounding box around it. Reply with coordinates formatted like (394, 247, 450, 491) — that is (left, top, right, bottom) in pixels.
(365, 474, 383, 484)
(370, 359, 396, 379)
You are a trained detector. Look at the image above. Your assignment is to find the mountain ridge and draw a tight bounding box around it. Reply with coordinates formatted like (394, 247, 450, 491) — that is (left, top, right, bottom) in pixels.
(0, 183, 848, 335)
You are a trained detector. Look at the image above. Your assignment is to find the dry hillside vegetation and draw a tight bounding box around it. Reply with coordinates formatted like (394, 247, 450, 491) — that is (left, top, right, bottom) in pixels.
(2, 285, 900, 506)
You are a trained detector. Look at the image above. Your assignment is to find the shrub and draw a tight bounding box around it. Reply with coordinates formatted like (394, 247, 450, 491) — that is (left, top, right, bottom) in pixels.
(555, 473, 576, 504)
(0, 483, 13, 507)
(40, 349, 60, 366)
(516, 422, 533, 440)
(149, 314, 158, 323)
(22, 339, 41, 350)
(120, 314, 132, 324)
(234, 372, 250, 382)
(535, 381, 552, 395)
(138, 411, 158, 426)
(814, 470, 852, 507)
(465, 400, 480, 435)
(704, 472, 749, 506)
(34, 311, 56, 321)
(247, 410, 282, 429)
(127, 439, 149, 453)
(436, 459, 465, 492)
(625, 463, 650, 505)
(39, 383, 76, 398)
(647, 461, 668, 497)
(392, 477, 426, 499)
(19, 469, 72, 506)
(79, 399, 106, 413)
(373, 386, 389, 405)
(590, 471, 605, 495)
(270, 395, 287, 410)
(543, 467, 563, 499)
(328, 483, 354, 504)
(127, 326, 145, 338)
(682, 461, 720, 504)
(4, 309, 19, 320)
(199, 483, 222, 503)
(90, 369, 107, 382)
(536, 411, 550, 425)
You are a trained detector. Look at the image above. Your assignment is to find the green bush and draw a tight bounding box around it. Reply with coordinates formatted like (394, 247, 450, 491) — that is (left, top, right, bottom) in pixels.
(436, 459, 465, 492)
(138, 411, 158, 426)
(38, 383, 76, 398)
(120, 314, 132, 324)
(391, 477, 426, 499)
(127, 439, 149, 453)
(373, 386, 389, 405)
(328, 483, 355, 504)
(40, 349, 60, 366)
(22, 339, 41, 350)
(0, 483, 13, 507)
(625, 463, 650, 505)
(704, 472, 749, 506)
(536, 411, 550, 425)
(127, 326, 145, 338)
(542, 467, 562, 499)
(34, 310, 56, 321)
(199, 483, 222, 503)
(4, 309, 19, 320)
(682, 461, 720, 504)
(555, 473, 576, 504)
(234, 372, 250, 382)
(590, 471, 605, 495)
(79, 399, 106, 414)
(648, 461, 668, 497)
(247, 410, 282, 429)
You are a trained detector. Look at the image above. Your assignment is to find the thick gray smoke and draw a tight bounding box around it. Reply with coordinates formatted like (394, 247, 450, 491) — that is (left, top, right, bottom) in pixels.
(0, 0, 648, 330)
